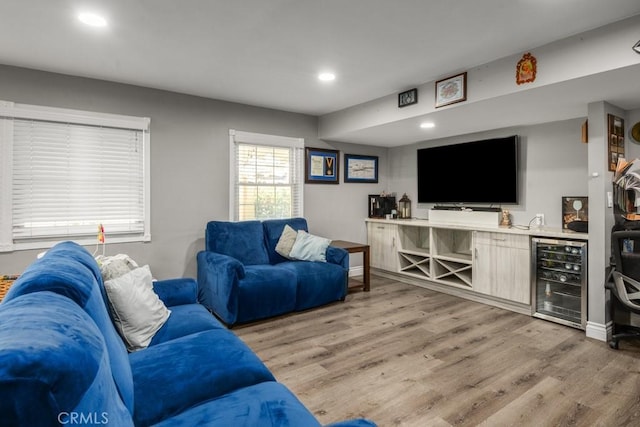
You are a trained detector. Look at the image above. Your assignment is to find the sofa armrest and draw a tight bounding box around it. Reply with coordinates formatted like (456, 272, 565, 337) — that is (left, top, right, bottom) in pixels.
(196, 250, 246, 324)
(152, 278, 198, 306)
(197, 250, 246, 280)
(326, 245, 349, 269)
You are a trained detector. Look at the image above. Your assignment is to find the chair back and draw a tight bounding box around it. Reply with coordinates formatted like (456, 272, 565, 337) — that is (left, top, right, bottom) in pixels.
(612, 230, 640, 281)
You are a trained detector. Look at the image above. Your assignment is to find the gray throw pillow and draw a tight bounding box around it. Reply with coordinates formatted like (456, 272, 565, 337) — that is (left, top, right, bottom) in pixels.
(275, 224, 298, 259)
(289, 230, 330, 262)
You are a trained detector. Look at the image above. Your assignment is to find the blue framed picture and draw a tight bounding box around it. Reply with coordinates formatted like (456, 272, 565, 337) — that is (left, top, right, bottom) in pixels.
(305, 147, 339, 184)
(344, 154, 378, 183)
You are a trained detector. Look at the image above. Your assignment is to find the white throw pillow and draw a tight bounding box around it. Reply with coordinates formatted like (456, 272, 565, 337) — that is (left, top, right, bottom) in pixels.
(275, 224, 299, 259)
(104, 265, 170, 352)
(289, 230, 330, 262)
(96, 254, 140, 282)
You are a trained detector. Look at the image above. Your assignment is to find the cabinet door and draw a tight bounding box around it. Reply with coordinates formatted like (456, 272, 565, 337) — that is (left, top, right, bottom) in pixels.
(367, 222, 398, 272)
(473, 232, 530, 304)
(473, 241, 494, 296)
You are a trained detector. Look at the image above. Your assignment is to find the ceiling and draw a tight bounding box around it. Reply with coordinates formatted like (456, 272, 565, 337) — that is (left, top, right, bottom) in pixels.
(1, 0, 640, 146)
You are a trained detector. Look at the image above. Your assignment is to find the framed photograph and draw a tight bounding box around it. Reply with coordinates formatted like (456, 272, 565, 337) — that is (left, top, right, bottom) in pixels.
(607, 114, 625, 171)
(562, 196, 588, 230)
(435, 72, 467, 108)
(305, 147, 339, 184)
(398, 88, 418, 108)
(344, 154, 378, 183)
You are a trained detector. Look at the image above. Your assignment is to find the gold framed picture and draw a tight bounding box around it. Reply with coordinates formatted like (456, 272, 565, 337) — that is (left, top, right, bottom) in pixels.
(435, 72, 467, 108)
(608, 114, 625, 171)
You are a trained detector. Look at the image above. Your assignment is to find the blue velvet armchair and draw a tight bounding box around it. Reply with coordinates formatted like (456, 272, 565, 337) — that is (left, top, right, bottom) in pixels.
(197, 217, 349, 326)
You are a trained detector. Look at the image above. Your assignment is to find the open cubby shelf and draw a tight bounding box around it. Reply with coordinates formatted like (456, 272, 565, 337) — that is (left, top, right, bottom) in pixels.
(399, 252, 431, 278)
(435, 252, 472, 263)
(395, 225, 473, 288)
(433, 259, 472, 288)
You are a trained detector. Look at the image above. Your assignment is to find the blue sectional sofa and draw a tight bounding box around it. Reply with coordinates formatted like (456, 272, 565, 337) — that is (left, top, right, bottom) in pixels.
(0, 241, 375, 427)
(197, 217, 349, 326)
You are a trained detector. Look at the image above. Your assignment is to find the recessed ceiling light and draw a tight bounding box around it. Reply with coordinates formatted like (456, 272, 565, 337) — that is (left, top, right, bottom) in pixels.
(318, 72, 336, 82)
(420, 122, 435, 129)
(78, 12, 107, 27)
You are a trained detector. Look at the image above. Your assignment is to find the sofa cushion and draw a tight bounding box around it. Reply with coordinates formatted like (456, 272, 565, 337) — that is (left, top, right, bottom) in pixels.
(104, 265, 171, 351)
(153, 381, 322, 427)
(275, 224, 299, 259)
(0, 293, 133, 426)
(129, 328, 276, 426)
(278, 261, 347, 311)
(236, 265, 298, 324)
(149, 303, 226, 346)
(263, 217, 309, 264)
(206, 220, 270, 265)
(289, 230, 331, 262)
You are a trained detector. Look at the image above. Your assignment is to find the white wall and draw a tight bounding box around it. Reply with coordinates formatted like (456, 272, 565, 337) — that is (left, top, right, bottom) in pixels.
(0, 65, 387, 278)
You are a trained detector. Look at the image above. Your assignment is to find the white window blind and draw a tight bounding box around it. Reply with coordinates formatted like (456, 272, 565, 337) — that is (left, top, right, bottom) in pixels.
(0, 101, 150, 251)
(230, 130, 304, 221)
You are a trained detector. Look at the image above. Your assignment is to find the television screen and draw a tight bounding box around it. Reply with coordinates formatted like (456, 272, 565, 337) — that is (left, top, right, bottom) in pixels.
(417, 135, 518, 204)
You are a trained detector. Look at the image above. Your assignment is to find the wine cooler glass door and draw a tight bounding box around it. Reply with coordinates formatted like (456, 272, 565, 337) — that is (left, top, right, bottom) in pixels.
(532, 238, 587, 329)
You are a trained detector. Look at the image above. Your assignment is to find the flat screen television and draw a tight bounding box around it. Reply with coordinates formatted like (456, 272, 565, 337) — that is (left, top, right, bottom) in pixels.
(417, 135, 519, 205)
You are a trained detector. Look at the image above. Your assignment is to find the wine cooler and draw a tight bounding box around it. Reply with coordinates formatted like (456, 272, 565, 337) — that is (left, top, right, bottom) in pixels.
(531, 237, 587, 330)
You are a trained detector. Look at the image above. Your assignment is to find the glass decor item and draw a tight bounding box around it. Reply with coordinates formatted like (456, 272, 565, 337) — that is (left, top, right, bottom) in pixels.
(398, 193, 412, 219)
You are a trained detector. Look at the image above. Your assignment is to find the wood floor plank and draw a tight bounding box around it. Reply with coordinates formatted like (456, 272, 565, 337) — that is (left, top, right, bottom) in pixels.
(235, 275, 640, 426)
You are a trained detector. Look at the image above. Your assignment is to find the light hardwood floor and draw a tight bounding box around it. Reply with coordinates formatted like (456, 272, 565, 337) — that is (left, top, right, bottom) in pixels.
(234, 275, 640, 427)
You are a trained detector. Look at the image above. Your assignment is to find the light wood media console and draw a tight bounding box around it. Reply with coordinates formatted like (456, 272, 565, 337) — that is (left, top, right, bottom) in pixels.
(366, 218, 588, 315)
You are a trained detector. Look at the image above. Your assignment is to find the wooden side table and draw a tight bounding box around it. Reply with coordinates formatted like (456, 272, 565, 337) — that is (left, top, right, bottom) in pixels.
(330, 240, 370, 291)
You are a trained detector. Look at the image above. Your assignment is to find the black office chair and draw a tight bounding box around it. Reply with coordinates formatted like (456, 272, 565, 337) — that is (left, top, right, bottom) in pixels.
(607, 230, 640, 349)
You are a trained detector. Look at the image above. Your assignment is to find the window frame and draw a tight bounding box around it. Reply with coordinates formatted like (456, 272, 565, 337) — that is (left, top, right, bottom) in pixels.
(0, 100, 151, 252)
(229, 129, 304, 221)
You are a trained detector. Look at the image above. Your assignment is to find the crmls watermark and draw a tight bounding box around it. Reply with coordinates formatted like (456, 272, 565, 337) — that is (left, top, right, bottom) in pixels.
(57, 412, 109, 425)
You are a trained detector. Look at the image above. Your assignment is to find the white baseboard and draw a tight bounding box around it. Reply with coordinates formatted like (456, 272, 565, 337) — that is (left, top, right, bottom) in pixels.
(349, 266, 364, 277)
(586, 321, 609, 342)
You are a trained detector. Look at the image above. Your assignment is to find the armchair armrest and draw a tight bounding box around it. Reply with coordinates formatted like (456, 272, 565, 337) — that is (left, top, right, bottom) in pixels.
(152, 278, 198, 306)
(326, 245, 349, 269)
(612, 270, 640, 312)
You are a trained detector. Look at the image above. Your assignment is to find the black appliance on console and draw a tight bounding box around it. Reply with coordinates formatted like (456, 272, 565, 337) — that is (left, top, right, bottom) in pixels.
(368, 195, 395, 218)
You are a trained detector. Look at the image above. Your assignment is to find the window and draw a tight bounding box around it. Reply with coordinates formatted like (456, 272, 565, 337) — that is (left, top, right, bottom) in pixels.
(230, 130, 304, 221)
(0, 101, 150, 252)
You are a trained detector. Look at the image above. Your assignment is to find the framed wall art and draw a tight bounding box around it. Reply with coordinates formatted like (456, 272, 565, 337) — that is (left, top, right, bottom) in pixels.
(305, 147, 339, 184)
(608, 114, 625, 171)
(562, 196, 588, 230)
(516, 52, 537, 85)
(398, 88, 418, 108)
(344, 154, 378, 183)
(435, 72, 467, 108)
